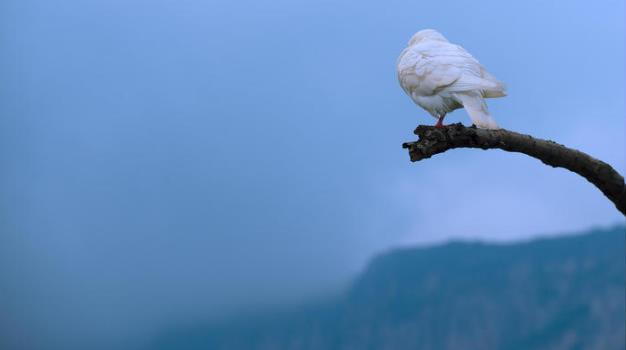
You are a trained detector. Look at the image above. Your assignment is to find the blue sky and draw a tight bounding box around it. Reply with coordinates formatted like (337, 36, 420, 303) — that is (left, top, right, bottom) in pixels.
(1, 0, 624, 348)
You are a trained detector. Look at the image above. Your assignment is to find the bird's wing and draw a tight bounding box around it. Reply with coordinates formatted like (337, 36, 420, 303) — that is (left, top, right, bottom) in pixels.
(397, 48, 416, 96)
(411, 42, 506, 97)
(397, 45, 459, 96)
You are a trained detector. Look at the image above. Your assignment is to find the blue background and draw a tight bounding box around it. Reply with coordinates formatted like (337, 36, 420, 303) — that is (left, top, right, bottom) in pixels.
(1, 0, 624, 348)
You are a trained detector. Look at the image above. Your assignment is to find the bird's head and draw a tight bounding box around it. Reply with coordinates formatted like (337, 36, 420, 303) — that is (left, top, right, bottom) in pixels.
(408, 29, 448, 46)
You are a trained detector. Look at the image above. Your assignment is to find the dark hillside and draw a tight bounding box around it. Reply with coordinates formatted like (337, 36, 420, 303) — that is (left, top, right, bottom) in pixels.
(150, 226, 625, 350)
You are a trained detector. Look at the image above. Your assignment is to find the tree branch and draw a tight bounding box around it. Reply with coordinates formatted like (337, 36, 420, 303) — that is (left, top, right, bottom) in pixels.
(402, 123, 626, 216)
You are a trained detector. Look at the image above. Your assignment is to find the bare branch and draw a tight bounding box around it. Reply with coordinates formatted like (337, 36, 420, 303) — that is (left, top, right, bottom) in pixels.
(402, 123, 626, 216)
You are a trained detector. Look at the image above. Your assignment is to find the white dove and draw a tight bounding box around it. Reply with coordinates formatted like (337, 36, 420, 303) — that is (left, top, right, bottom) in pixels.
(397, 29, 506, 129)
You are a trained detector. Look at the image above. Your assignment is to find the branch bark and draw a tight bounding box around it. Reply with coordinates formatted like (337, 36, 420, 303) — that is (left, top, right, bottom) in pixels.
(402, 123, 626, 216)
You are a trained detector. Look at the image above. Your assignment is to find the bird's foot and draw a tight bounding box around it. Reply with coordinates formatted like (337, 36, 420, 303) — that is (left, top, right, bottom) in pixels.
(435, 121, 450, 129)
(434, 114, 446, 128)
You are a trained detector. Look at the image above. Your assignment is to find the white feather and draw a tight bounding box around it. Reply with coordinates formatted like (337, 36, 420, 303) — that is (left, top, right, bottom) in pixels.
(455, 92, 499, 129)
(397, 29, 506, 129)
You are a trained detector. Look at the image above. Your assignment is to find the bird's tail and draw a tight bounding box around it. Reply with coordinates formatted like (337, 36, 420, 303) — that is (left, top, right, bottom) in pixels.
(456, 92, 499, 130)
